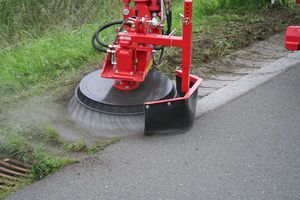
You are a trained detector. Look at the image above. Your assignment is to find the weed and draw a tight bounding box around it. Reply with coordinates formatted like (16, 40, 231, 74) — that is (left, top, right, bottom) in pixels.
(30, 147, 73, 181)
(61, 141, 87, 152)
(0, 133, 34, 162)
(87, 137, 121, 154)
(0, 178, 31, 200)
(43, 124, 60, 142)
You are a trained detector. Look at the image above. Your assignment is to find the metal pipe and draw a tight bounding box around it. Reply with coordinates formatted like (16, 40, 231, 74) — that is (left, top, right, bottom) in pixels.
(160, 0, 165, 23)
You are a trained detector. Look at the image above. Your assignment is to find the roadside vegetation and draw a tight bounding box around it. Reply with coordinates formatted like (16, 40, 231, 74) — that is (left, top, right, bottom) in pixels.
(0, 121, 120, 199)
(0, 0, 299, 199)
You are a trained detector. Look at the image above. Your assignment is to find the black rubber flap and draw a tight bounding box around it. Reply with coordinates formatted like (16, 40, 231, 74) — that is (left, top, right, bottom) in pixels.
(144, 75, 199, 135)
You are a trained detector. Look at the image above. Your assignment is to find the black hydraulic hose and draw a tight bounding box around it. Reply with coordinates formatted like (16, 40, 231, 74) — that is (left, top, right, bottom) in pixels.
(92, 20, 123, 52)
(96, 20, 123, 48)
(92, 9, 172, 64)
(166, 10, 172, 35)
(153, 10, 172, 64)
(153, 47, 165, 65)
(91, 33, 107, 53)
(154, 10, 172, 50)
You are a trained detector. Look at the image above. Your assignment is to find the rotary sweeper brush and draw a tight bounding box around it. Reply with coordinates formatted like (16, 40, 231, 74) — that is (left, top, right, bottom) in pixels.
(68, 0, 203, 136)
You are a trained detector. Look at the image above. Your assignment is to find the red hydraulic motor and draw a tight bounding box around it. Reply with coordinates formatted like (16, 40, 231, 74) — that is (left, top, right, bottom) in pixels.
(73, 0, 202, 135)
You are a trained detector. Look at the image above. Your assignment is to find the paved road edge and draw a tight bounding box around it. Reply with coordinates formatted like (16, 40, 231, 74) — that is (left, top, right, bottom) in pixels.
(196, 51, 300, 118)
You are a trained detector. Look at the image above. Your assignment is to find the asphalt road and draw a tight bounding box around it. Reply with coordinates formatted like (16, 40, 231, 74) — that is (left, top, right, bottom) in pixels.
(8, 65, 300, 200)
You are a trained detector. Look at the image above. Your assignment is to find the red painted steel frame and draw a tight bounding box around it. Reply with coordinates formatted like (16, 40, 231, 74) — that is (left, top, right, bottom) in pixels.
(286, 26, 300, 51)
(145, 70, 203, 105)
(117, 0, 193, 93)
(101, 0, 195, 94)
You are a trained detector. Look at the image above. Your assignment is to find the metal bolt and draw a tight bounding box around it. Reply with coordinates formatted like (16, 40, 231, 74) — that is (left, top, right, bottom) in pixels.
(167, 102, 172, 106)
(123, 9, 130, 16)
(184, 19, 190, 25)
(146, 105, 150, 109)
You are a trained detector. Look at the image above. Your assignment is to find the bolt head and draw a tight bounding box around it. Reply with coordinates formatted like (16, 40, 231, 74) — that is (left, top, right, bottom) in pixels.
(123, 9, 130, 16)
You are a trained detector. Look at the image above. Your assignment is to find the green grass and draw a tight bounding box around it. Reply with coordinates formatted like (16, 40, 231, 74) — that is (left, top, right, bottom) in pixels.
(0, 122, 120, 199)
(30, 148, 73, 181)
(0, 130, 73, 180)
(0, 0, 123, 45)
(0, 144, 72, 200)
(0, 25, 98, 97)
(172, 0, 295, 31)
(0, 178, 31, 200)
(42, 124, 121, 153)
(43, 125, 61, 142)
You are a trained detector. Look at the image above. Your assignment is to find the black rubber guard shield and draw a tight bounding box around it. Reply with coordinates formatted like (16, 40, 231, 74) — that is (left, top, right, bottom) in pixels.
(144, 74, 199, 135)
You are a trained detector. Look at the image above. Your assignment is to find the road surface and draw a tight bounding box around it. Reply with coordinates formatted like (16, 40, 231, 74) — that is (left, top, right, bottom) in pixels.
(8, 65, 300, 200)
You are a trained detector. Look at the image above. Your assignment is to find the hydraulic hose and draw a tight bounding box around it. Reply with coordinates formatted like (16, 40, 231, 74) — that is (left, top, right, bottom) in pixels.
(166, 10, 172, 35)
(153, 48, 165, 65)
(153, 9, 172, 65)
(92, 20, 123, 52)
(92, 1, 172, 65)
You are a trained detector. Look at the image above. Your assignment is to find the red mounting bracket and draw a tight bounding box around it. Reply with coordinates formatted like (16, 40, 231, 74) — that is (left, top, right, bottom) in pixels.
(286, 26, 300, 51)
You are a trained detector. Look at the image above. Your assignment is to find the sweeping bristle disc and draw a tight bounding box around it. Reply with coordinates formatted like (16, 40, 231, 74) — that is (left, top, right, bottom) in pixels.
(67, 70, 176, 137)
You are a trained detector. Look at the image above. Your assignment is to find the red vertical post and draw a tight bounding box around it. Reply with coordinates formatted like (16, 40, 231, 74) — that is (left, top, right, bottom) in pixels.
(123, 0, 130, 6)
(181, 0, 193, 93)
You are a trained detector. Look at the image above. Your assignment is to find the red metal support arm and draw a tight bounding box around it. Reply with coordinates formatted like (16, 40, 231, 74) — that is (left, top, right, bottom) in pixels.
(119, 33, 184, 48)
(181, 0, 193, 93)
(119, 0, 193, 93)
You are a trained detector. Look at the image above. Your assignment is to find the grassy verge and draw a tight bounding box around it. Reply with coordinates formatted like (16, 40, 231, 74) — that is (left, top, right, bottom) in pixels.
(0, 130, 73, 199)
(0, 123, 120, 199)
(0, 178, 32, 200)
(0, 25, 98, 105)
(0, 0, 123, 45)
(43, 124, 121, 154)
